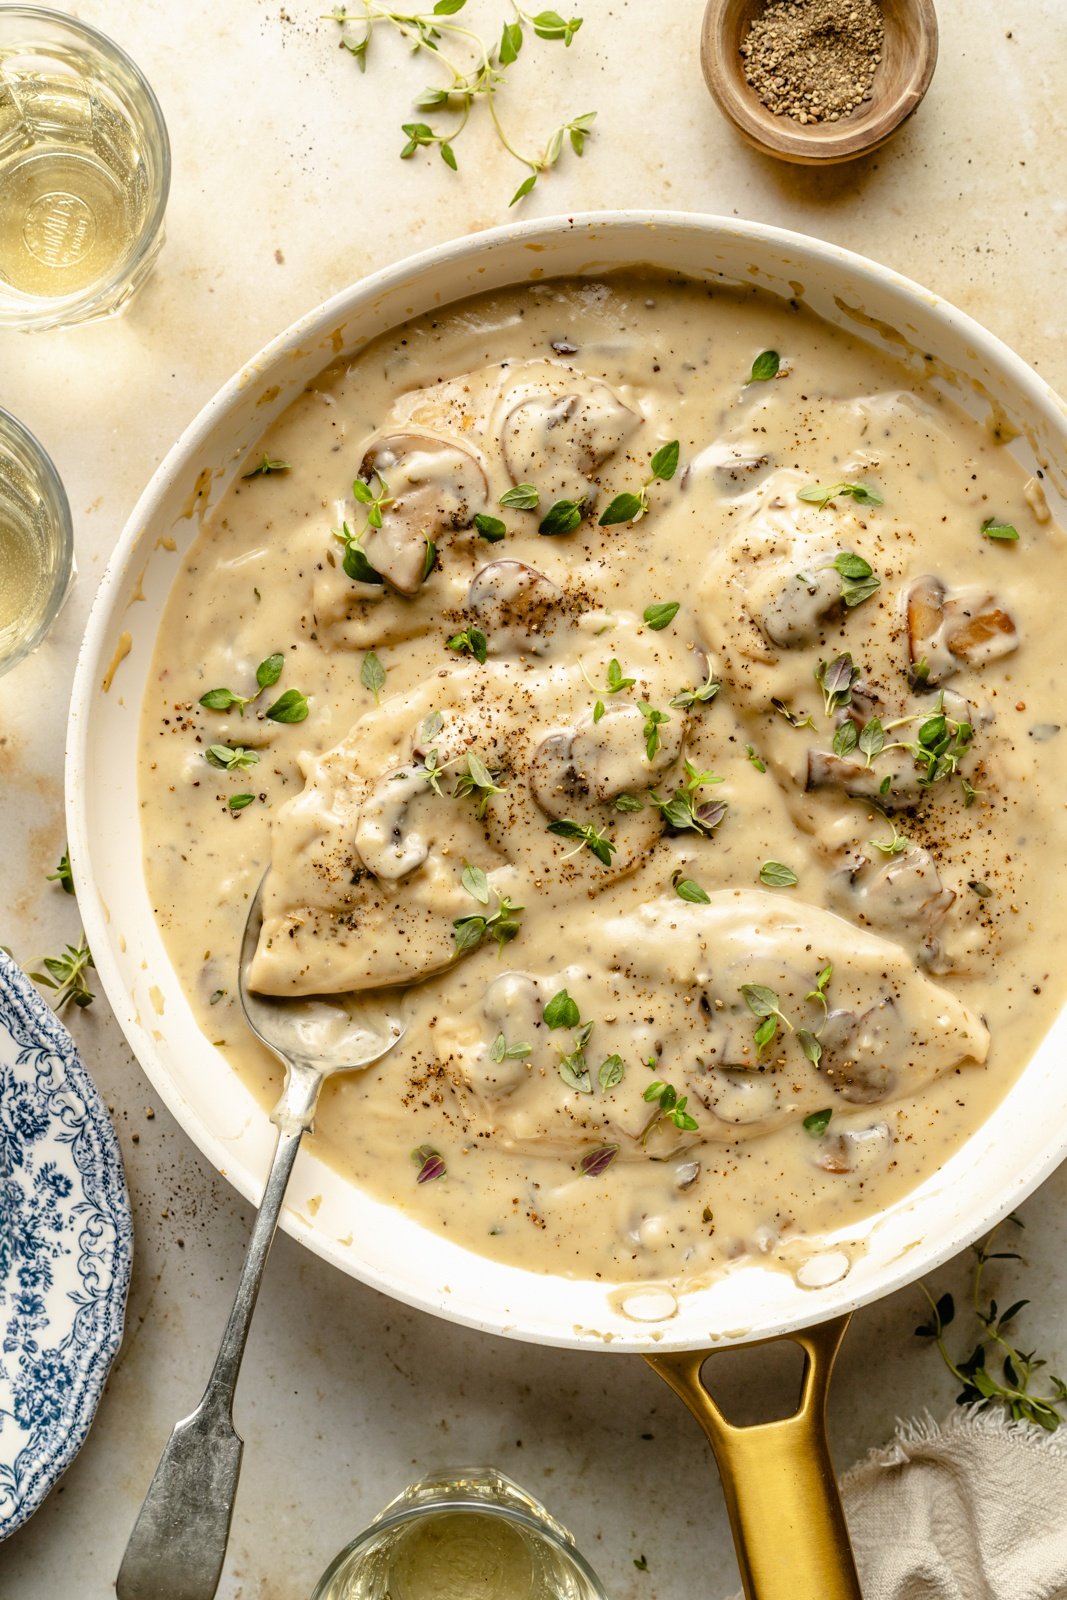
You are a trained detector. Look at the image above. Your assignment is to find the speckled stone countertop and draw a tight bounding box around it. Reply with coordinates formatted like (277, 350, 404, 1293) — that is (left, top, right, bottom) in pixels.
(2, 3, 1067, 1596)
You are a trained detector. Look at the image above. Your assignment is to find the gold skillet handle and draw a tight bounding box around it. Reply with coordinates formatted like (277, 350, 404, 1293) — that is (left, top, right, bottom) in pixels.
(645, 1314, 861, 1600)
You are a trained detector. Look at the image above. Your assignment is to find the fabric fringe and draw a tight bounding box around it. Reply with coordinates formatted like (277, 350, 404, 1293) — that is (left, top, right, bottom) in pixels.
(841, 1404, 1067, 1490)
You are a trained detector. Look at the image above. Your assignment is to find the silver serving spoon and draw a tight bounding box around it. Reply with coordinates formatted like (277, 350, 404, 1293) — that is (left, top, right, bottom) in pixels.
(117, 875, 406, 1600)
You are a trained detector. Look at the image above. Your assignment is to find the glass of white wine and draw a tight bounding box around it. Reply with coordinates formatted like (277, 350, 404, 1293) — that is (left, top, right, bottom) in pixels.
(0, 7, 170, 329)
(0, 406, 72, 674)
(310, 1468, 609, 1600)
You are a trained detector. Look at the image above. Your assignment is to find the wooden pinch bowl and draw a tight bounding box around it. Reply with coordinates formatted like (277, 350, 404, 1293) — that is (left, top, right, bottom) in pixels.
(701, 0, 939, 165)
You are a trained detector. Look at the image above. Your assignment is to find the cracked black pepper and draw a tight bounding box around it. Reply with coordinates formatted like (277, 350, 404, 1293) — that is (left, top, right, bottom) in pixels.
(741, 0, 884, 124)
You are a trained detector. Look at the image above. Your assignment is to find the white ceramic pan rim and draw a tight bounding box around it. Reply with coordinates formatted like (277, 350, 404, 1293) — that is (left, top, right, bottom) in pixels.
(67, 210, 1067, 1354)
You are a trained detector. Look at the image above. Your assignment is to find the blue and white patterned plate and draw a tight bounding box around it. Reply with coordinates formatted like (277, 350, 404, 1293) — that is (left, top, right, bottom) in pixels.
(0, 951, 132, 1540)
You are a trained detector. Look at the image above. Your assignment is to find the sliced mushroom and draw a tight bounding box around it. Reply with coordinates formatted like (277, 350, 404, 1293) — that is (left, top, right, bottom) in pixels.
(467, 561, 563, 657)
(471, 972, 542, 1097)
(357, 432, 489, 595)
(813, 1120, 891, 1176)
(828, 846, 955, 942)
(528, 732, 587, 821)
(806, 749, 923, 810)
(498, 371, 639, 504)
(906, 575, 1019, 685)
(689, 439, 773, 494)
(815, 1002, 896, 1104)
(571, 701, 680, 798)
(745, 562, 842, 649)
(698, 1066, 781, 1126)
(353, 764, 431, 879)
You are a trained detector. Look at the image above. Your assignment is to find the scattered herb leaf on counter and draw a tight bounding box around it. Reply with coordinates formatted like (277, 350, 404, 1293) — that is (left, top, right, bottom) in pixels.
(798, 480, 884, 510)
(31, 935, 94, 1011)
(803, 1107, 833, 1136)
(981, 517, 1019, 543)
(205, 744, 261, 772)
(539, 497, 584, 536)
(969, 879, 993, 898)
(499, 482, 540, 510)
(241, 455, 291, 479)
(330, 3, 597, 206)
(473, 512, 507, 541)
(614, 792, 644, 812)
(265, 688, 309, 723)
(749, 349, 780, 382)
(916, 1219, 1067, 1432)
(228, 793, 256, 811)
(447, 625, 488, 663)
(673, 875, 710, 904)
(412, 1144, 447, 1183)
(643, 601, 680, 631)
(360, 650, 387, 701)
(47, 849, 74, 894)
(745, 743, 766, 772)
(760, 860, 798, 888)
(547, 818, 617, 866)
(580, 1143, 619, 1177)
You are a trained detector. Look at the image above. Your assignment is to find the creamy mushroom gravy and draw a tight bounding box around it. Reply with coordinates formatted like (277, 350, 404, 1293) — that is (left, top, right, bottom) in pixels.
(140, 272, 1067, 1289)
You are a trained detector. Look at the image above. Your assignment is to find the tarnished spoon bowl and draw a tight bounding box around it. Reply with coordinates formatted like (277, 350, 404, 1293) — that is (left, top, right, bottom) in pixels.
(117, 874, 406, 1600)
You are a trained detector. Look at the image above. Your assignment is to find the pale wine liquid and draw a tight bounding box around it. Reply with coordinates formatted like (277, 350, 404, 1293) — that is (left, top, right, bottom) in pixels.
(0, 50, 150, 300)
(321, 1509, 596, 1600)
(0, 456, 62, 664)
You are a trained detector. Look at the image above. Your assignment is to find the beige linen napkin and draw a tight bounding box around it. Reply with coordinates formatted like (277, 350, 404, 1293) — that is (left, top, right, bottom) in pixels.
(728, 1410, 1067, 1600)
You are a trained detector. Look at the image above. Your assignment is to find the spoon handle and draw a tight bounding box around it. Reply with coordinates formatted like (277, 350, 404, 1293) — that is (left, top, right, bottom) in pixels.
(117, 1063, 323, 1600)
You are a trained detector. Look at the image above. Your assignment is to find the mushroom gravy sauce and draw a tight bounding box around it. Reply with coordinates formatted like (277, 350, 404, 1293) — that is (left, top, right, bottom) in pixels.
(140, 273, 1067, 1288)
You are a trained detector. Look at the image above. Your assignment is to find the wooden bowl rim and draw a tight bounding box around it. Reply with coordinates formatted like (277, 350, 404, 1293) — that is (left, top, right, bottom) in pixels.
(701, 0, 940, 165)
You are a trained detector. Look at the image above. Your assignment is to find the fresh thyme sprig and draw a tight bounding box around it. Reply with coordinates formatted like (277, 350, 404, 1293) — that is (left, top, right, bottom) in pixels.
(547, 818, 616, 865)
(205, 743, 261, 772)
(47, 849, 74, 894)
(453, 751, 504, 816)
(640, 1079, 699, 1143)
(916, 1219, 1067, 1432)
(798, 480, 883, 511)
(31, 935, 95, 1011)
(328, 2, 595, 207)
(650, 761, 726, 836)
(453, 877, 523, 952)
(598, 440, 680, 527)
(669, 664, 720, 711)
(242, 455, 291, 479)
(199, 653, 308, 722)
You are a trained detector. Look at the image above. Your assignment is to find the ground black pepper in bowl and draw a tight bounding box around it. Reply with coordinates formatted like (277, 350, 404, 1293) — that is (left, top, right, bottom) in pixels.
(741, 0, 885, 124)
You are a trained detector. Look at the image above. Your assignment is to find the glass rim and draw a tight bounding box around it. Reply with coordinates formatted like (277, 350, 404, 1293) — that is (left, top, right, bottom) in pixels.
(310, 1493, 609, 1600)
(0, 403, 73, 670)
(0, 5, 171, 327)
